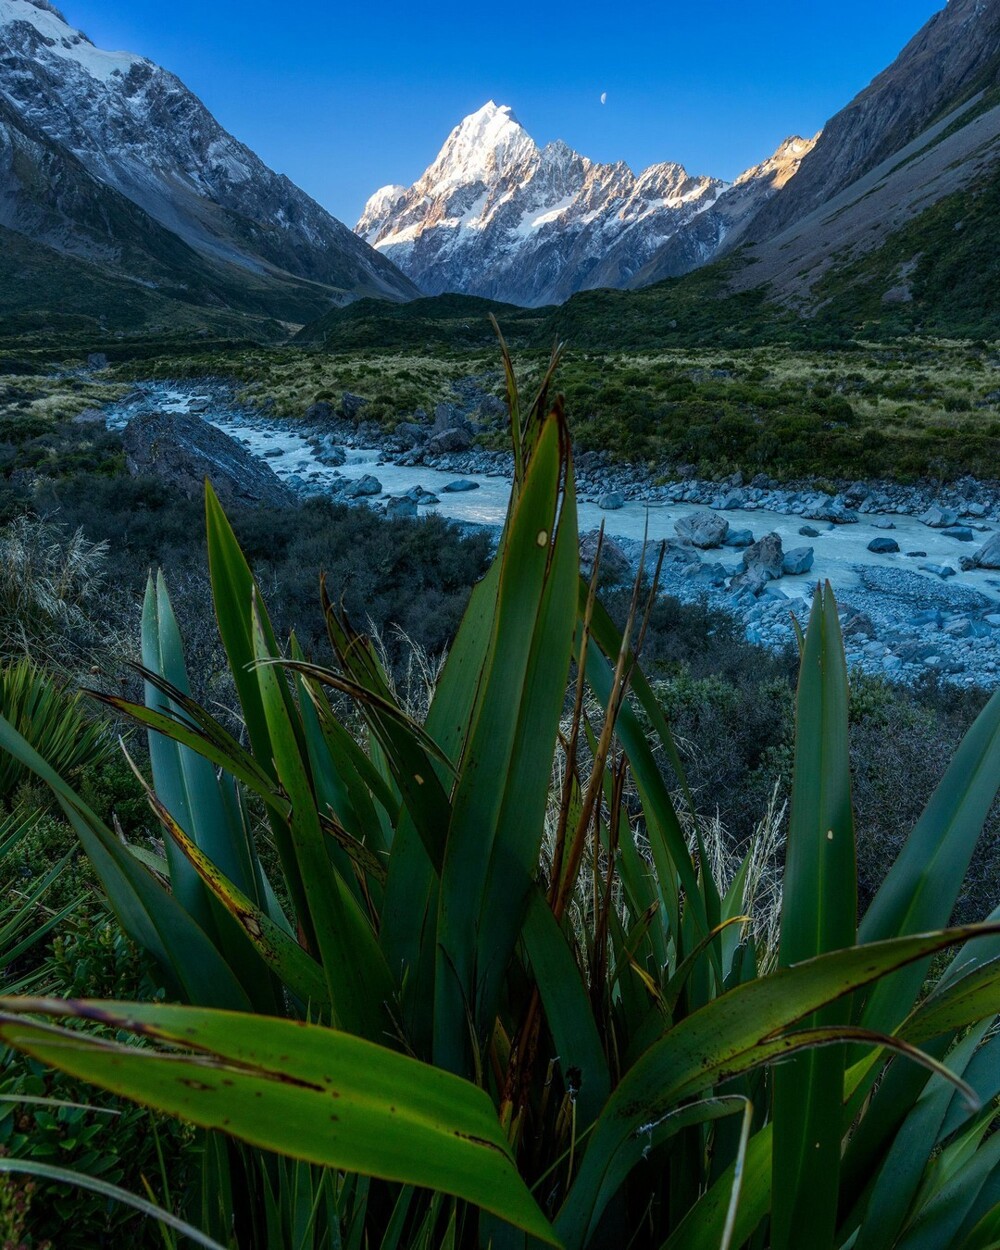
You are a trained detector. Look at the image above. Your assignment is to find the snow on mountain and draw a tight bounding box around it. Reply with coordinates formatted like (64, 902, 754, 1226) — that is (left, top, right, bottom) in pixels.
(623, 133, 818, 288)
(356, 102, 729, 306)
(0, 0, 416, 307)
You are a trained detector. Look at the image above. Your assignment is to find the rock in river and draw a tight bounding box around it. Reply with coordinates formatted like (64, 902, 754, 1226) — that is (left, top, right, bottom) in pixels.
(868, 537, 900, 554)
(675, 509, 729, 549)
(782, 546, 815, 575)
(441, 479, 480, 493)
(972, 533, 1000, 568)
(123, 410, 294, 508)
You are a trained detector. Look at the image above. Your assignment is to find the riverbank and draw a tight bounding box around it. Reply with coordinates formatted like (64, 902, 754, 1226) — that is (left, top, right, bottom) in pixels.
(104, 380, 1000, 687)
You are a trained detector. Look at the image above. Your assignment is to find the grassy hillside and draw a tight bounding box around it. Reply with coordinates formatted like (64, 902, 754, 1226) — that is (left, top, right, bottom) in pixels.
(810, 172, 1000, 340)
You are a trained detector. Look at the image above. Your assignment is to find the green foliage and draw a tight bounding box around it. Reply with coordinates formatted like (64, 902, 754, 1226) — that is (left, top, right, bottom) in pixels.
(0, 661, 111, 803)
(0, 357, 999, 1249)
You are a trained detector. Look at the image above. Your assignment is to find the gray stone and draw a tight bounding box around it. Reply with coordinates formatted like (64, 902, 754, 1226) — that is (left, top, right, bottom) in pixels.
(304, 401, 334, 423)
(867, 537, 900, 554)
(806, 499, 858, 525)
(343, 474, 382, 498)
(919, 505, 959, 528)
(870, 517, 896, 530)
(340, 392, 368, 420)
(598, 492, 625, 511)
(740, 532, 784, 580)
(906, 551, 927, 558)
(427, 427, 473, 454)
(675, 509, 729, 549)
(782, 547, 815, 576)
(385, 496, 418, 519)
(724, 529, 755, 548)
(309, 435, 347, 467)
(393, 422, 426, 448)
(122, 410, 295, 508)
(441, 479, 481, 493)
(920, 563, 957, 579)
(941, 527, 976, 542)
(972, 533, 1000, 568)
(799, 525, 820, 538)
(579, 530, 633, 585)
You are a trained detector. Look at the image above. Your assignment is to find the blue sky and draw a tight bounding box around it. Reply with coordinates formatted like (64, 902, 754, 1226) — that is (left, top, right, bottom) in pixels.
(62, 0, 942, 225)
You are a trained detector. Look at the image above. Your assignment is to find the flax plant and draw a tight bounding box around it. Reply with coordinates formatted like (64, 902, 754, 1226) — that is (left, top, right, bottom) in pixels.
(0, 339, 998, 1248)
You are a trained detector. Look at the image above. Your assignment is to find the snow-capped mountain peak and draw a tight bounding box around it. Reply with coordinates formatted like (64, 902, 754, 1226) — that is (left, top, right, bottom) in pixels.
(0, 0, 142, 82)
(422, 101, 537, 193)
(356, 102, 732, 305)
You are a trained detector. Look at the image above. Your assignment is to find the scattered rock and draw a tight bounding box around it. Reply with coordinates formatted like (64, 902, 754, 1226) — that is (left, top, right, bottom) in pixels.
(799, 525, 820, 538)
(920, 563, 957, 579)
(870, 517, 896, 530)
(304, 401, 334, 423)
(385, 496, 418, 519)
(806, 499, 858, 524)
(393, 422, 426, 448)
(343, 474, 382, 499)
(340, 392, 368, 420)
(867, 537, 900, 554)
(919, 506, 959, 528)
(906, 551, 927, 558)
(782, 547, 815, 575)
(309, 435, 347, 467)
(724, 529, 755, 548)
(740, 533, 784, 580)
(972, 533, 1000, 569)
(675, 509, 729, 549)
(579, 530, 632, 585)
(941, 527, 975, 542)
(441, 479, 480, 493)
(427, 427, 473, 454)
(598, 492, 625, 511)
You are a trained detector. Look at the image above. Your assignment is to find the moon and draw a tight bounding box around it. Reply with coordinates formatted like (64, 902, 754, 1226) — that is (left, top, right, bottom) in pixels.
(600, 91, 607, 105)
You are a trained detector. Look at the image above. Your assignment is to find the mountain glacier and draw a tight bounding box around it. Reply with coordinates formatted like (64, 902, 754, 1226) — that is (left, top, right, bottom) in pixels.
(357, 102, 814, 306)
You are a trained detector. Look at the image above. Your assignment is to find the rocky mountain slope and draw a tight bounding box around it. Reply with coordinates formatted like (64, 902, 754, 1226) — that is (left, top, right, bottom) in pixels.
(0, 0, 416, 333)
(744, 0, 1000, 245)
(356, 102, 809, 306)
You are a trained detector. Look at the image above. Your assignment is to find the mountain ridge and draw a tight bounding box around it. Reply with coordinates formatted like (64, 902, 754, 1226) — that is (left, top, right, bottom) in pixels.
(0, 0, 417, 332)
(356, 102, 816, 307)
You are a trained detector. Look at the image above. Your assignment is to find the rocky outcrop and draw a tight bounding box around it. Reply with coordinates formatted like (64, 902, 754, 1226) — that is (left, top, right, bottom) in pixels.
(122, 411, 294, 507)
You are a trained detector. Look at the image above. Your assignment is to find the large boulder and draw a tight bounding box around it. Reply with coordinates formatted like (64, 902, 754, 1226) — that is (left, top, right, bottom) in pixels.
(340, 392, 368, 420)
(579, 530, 633, 585)
(741, 532, 785, 579)
(919, 505, 959, 528)
(122, 410, 294, 508)
(441, 479, 480, 493)
(427, 427, 473, 454)
(675, 509, 729, 549)
(343, 474, 382, 499)
(972, 532, 1000, 568)
(385, 496, 418, 519)
(868, 536, 900, 554)
(598, 491, 625, 511)
(782, 546, 815, 576)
